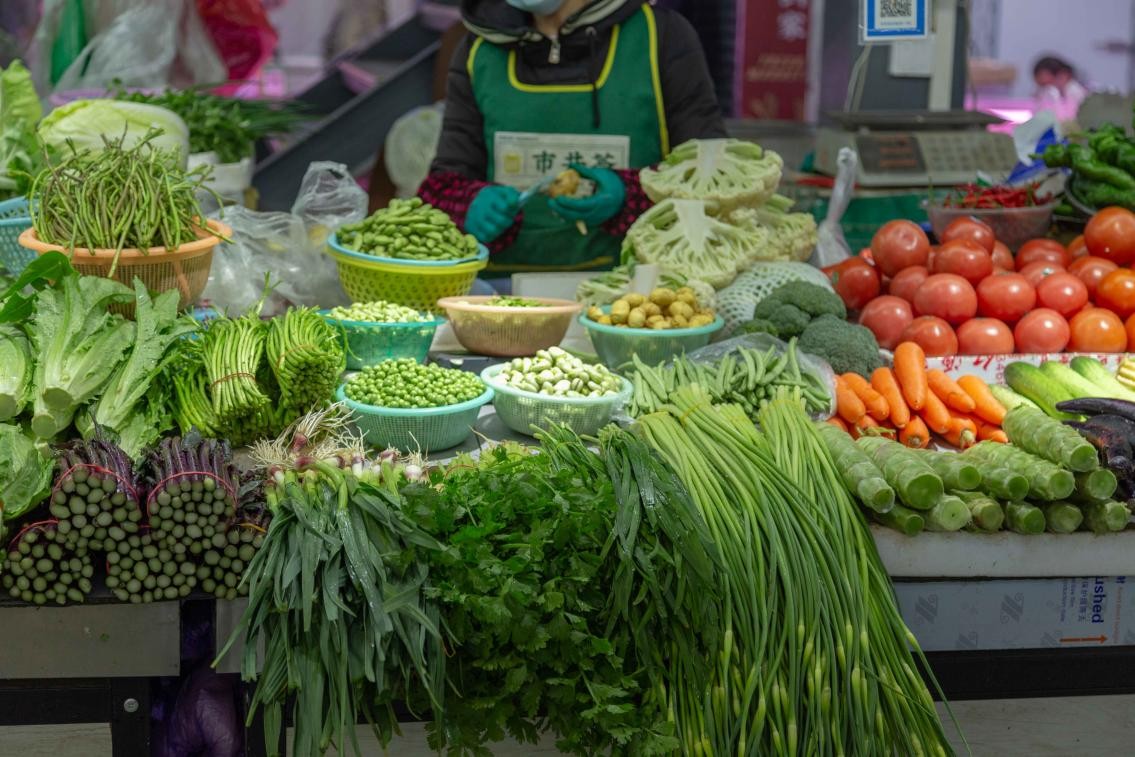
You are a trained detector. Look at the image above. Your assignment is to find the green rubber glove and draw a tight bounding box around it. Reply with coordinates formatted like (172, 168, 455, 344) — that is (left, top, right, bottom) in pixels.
(549, 164, 625, 226)
(466, 184, 520, 243)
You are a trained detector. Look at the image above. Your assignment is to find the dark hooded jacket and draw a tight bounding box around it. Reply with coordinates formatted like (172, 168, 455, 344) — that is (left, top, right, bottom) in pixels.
(419, 0, 726, 250)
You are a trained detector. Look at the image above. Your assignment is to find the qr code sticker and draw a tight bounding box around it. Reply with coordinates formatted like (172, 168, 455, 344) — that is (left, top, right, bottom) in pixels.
(880, 0, 914, 17)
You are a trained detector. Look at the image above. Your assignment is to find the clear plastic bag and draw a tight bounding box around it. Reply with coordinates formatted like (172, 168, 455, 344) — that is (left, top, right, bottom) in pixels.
(203, 162, 367, 316)
(384, 103, 445, 197)
(812, 146, 858, 268)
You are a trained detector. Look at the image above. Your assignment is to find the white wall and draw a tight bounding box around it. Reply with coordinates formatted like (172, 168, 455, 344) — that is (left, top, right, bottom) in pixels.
(995, 0, 1133, 97)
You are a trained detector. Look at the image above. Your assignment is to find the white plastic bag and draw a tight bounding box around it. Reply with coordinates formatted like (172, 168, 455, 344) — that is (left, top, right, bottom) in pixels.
(812, 147, 858, 269)
(384, 103, 445, 197)
(203, 162, 367, 316)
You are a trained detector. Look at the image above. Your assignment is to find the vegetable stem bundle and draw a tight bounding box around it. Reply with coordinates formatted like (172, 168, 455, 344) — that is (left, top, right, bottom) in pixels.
(265, 308, 345, 412)
(2, 524, 94, 605)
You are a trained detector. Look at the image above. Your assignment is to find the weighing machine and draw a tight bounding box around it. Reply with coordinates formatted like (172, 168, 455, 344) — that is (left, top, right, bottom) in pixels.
(814, 110, 1019, 188)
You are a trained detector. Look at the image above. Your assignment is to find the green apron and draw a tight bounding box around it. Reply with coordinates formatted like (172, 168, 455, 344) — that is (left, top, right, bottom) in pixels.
(468, 3, 668, 272)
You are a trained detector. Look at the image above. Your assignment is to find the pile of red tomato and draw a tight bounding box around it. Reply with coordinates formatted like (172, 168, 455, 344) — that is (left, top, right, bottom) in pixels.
(824, 206, 1135, 356)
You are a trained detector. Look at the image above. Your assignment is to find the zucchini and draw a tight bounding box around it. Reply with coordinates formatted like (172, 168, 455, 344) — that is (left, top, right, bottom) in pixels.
(1069, 357, 1135, 401)
(989, 384, 1040, 413)
(1041, 361, 1106, 401)
(1004, 362, 1077, 419)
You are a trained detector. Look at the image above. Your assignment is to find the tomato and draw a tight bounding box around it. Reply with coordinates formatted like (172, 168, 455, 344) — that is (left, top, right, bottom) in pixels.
(1068, 234, 1090, 260)
(940, 217, 996, 252)
(858, 247, 875, 266)
(1067, 256, 1119, 299)
(824, 257, 880, 311)
(913, 273, 978, 325)
(1019, 260, 1064, 288)
(900, 316, 959, 356)
(1068, 308, 1127, 352)
(1096, 268, 1135, 319)
(976, 273, 1036, 323)
(1035, 272, 1089, 318)
(956, 318, 1015, 354)
(1125, 313, 1135, 351)
(1013, 308, 1070, 353)
(858, 295, 913, 350)
(934, 240, 994, 285)
(991, 241, 1015, 271)
(1084, 207, 1135, 265)
(1016, 239, 1069, 268)
(871, 220, 931, 277)
(888, 265, 930, 304)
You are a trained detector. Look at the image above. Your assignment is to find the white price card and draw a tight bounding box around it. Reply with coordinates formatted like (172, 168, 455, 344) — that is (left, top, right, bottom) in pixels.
(493, 132, 630, 190)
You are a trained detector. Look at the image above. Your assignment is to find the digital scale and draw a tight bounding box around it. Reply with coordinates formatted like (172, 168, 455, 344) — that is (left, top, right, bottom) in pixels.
(814, 110, 1019, 188)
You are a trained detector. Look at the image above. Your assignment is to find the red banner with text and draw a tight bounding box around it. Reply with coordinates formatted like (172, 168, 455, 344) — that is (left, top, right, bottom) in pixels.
(735, 0, 813, 121)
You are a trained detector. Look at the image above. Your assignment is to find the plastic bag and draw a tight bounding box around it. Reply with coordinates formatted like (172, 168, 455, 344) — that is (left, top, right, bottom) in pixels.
(195, 0, 278, 93)
(812, 146, 858, 268)
(156, 667, 242, 757)
(203, 162, 366, 316)
(686, 333, 837, 419)
(45, 0, 225, 92)
(385, 103, 445, 197)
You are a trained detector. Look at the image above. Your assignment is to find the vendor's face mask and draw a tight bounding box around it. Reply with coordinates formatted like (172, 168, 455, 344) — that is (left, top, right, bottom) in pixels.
(506, 0, 566, 15)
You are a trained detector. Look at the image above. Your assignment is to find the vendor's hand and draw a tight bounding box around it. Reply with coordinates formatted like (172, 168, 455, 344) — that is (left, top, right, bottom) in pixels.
(466, 185, 521, 243)
(549, 164, 625, 226)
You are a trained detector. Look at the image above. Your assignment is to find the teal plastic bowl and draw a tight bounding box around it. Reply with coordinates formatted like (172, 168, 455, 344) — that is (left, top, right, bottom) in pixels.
(336, 384, 493, 453)
(0, 197, 34, 275)
(580, 309, 725, 370)
(319, 310, 443, 370)
(481, 364, 632, 437)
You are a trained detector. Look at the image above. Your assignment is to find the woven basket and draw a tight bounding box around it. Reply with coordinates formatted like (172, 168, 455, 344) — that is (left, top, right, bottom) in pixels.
(19, 220, 229, 310)
(437, 296, 582, 357)
(0, 197, 34, 275)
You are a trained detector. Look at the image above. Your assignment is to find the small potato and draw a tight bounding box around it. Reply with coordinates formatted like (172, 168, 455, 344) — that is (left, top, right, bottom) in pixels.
(597, 315, 613, 325)
(587, 306, 604, 321)
(649, 287, 676, 307)
(648, 318, 672, 330)
(627, 307, 647, 328)
(642, 302, 662, 317)
(611, 299, 631, 315)
(671, 314, 689, 328)
(676, 292, 698, 307)
(646, 314, 666, 327)
(676, 286, 695, 297)
(688, 313, 714, 327)
(624, 293, 646, 307)
(667, 301, 693, 319)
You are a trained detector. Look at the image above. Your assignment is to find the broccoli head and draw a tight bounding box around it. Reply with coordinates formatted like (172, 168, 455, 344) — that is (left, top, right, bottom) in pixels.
(734, 317, 780, 338)
(798, 314, 882, 377)
(752, 279, 846, 334)
(749, 302, 811, 338)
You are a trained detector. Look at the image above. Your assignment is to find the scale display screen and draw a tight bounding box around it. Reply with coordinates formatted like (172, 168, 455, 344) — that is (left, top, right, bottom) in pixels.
(856, 134, 927, 175)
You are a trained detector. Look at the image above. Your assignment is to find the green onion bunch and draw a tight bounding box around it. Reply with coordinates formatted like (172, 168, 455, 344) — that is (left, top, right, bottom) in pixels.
(29, 129, 219, 275)
(2, 524, 94, 605)
(265, 308, 345, 413)
(47, 437, 143, 553)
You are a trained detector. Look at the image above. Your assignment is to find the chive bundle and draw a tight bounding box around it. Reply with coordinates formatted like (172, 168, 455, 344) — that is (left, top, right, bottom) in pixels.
(29, 130, 218, 275)
(265, 308, 345, 413)
(201, 312, 275, 446)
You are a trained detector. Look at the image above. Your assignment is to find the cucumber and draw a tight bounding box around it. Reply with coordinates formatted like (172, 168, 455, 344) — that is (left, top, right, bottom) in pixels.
(1041, 361, 1107, 401)
(990, 384, 1040, 413)
(1004, 362, 1077, 420)
(1069, 356, 1135, 401)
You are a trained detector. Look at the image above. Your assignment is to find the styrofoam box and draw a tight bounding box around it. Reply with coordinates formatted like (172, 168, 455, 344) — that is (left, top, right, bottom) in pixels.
(927, 352, 1125, 382)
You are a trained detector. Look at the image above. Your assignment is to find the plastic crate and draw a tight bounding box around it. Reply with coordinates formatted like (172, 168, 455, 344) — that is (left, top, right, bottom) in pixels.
(327, 233, 487, 312)
(0, 197, 34, 275)
(335, 384, 493, 453)
(481, 364, 631, 437)
(319, 311, 443, 370)
(580, 310, 724, 370)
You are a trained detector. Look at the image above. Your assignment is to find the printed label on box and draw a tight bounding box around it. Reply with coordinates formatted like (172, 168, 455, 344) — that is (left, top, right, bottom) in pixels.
(895, 577, 1134, 651)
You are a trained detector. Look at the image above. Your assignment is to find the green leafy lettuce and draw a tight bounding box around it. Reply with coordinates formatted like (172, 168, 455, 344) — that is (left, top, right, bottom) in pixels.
(0, 423, 53, 531)
(0, 60, 43, 199)
(0, 323, 31, 421)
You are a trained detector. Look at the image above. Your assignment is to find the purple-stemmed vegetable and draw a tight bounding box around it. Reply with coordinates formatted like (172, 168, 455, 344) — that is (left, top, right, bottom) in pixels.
(1, 521, 95, 605)
(48, 436, 143, 553)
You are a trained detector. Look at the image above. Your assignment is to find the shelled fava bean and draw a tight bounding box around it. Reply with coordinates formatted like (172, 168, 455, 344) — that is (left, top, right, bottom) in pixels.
(344, 359, 485, 408)
(325, 301, 433, 323)
(499, 347, 622, 397)
(337, 198, 479, 261)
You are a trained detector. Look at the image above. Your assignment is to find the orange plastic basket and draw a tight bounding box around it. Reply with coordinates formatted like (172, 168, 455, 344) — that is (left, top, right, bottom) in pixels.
(436, 296, 583, 357)
(19, 220, 229, 311)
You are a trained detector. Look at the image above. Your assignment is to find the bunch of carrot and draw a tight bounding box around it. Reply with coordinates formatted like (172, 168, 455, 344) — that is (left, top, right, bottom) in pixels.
(829, 342, 1009, 449)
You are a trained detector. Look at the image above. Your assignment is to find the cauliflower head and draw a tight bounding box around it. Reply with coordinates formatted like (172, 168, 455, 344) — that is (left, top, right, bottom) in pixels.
(623, 198, 753, 289)
(730, 195, 818, 264)
(640, 139, 783, 211)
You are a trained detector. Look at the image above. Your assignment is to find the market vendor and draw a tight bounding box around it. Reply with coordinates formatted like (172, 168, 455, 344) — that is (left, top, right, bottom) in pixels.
(418, 0, 726, 273)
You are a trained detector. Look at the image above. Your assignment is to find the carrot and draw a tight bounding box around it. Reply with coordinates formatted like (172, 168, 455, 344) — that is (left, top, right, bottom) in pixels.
(957, 374, 1007, 425)
(856, 415, 896, 439)
(893, 342, 928, 411)
(826, 416, 850, 432)
(898, 416, 930, 449)
(919, 389, 952, 435)
(973, 416, 1008, 443)
(842, 372, 889, 422)
(927, 369, 976, 414)
(871, 367, 910, 428)
(835, 375, 867, 425)
(942, 415, 978, 449)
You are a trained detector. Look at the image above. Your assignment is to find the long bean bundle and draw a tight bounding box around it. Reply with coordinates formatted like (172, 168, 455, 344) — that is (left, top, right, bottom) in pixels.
(634, 386, 957, 755)
(29, 130, 218, 275)
(265, 308, 344, 413)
